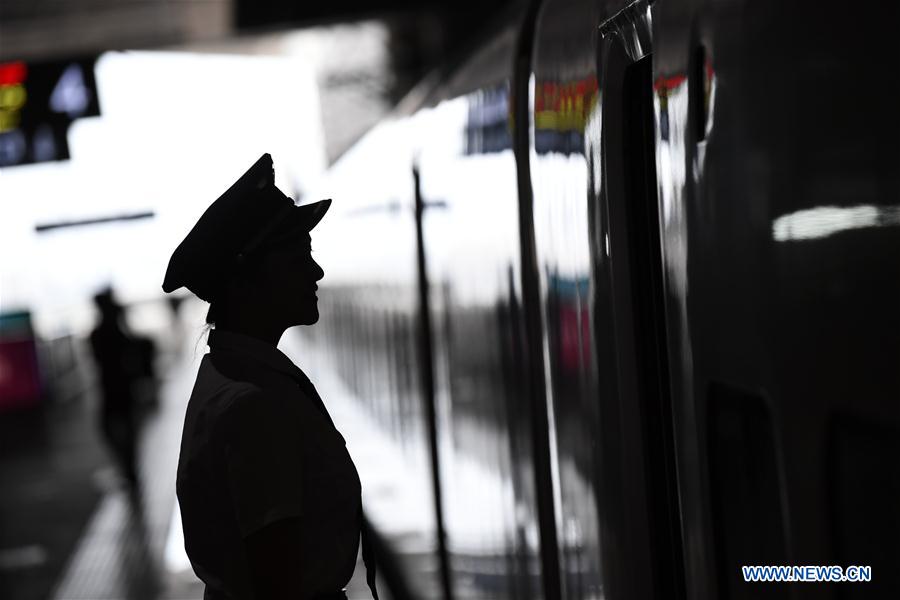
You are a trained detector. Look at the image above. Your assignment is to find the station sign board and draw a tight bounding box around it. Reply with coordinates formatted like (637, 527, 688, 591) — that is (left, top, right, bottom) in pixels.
(0, 56, 101, 167)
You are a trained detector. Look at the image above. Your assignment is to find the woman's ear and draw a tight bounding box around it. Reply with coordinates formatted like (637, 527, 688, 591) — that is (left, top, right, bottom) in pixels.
(223, 265, 255, 300)
(233, 250, 267, 284)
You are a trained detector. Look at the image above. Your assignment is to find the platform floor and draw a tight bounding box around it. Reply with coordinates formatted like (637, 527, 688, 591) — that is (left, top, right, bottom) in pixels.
(0, 366, 106, 600)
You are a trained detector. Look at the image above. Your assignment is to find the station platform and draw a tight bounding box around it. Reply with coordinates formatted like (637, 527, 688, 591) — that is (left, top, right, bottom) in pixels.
(6, 301, 436, 600)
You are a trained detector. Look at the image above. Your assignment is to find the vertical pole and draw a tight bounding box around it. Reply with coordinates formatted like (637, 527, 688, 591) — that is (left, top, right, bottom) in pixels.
(413, 166, 455, 600)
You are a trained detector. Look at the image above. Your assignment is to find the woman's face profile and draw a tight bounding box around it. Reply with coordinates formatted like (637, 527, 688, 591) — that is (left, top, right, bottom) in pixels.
(259, 233, 324, 326)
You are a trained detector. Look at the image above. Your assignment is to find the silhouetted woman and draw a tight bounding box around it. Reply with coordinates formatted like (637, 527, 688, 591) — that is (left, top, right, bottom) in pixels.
(162, 154, 376, 600)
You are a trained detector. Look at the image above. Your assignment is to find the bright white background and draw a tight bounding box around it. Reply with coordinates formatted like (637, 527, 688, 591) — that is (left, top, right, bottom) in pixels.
(0, 50, 326, 336)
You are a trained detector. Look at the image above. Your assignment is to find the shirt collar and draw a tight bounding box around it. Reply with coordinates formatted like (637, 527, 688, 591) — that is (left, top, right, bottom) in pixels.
(207, 328, 301, 383)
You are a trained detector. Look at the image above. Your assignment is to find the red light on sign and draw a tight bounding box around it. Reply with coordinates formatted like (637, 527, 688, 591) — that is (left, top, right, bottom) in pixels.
(0, 62, 28, 86)
(653, 73, 687, 92)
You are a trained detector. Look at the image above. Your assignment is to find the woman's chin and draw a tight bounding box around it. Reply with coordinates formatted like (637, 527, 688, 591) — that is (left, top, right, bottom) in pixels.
(296, 307, 319, 326)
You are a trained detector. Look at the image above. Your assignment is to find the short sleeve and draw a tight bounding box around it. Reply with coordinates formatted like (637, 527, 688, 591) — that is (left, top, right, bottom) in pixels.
(218, 388, 304, 538)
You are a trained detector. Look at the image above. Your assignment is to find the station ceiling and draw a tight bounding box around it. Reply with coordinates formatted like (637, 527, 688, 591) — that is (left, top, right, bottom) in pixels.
(0, 0, 510, 62)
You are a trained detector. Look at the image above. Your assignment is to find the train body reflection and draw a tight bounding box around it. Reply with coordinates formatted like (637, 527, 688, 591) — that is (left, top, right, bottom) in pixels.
(302, 0, 900, 598)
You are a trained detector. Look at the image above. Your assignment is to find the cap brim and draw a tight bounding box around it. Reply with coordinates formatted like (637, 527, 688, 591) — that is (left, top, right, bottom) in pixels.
(262, 198, 332, 248)
(298, 198, 331, 231)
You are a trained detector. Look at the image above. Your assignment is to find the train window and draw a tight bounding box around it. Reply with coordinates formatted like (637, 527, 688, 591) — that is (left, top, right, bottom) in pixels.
(707, 383, 788, 600)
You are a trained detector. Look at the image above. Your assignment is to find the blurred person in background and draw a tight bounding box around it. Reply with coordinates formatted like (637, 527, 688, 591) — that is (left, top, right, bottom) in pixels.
(89, 287, 145, 497)
(163, 154, 377, 600)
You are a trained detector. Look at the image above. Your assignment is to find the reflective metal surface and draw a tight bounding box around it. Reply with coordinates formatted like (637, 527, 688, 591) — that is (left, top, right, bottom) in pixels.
(653, 1, 900, 598)
(414, 23, 544, 599)
(304, 0, 900, 598)
(530, 2, 683, 599)
(529, 0, 605, 597)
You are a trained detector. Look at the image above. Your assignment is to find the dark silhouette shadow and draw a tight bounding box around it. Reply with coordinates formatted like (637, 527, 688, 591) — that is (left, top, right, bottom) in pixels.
(89, 286, 151, 499)
(163, 154, 378, 600)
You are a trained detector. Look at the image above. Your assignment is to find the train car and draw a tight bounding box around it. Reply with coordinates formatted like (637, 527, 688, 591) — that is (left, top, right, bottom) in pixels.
(300, 0, 900, 598)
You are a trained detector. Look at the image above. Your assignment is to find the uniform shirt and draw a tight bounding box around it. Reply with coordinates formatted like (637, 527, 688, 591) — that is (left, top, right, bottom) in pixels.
(176, 329, 362, 599)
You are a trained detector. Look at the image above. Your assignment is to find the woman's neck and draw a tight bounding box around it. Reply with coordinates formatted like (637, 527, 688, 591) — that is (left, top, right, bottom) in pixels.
(216, 305, 287, 347)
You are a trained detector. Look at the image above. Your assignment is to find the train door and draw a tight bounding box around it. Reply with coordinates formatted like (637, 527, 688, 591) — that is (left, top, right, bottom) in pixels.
(653, 1, 900, 598)
(528, 0, 684, 598)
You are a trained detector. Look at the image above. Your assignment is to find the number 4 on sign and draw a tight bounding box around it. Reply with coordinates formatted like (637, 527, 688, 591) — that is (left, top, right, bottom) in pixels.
(50, 64, 90, 117)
